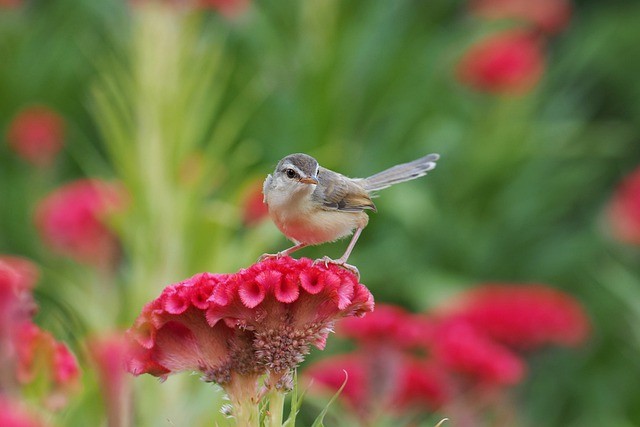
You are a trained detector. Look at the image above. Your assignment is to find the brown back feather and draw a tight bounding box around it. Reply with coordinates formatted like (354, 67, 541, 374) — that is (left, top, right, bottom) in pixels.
(314, 167, 377, 212)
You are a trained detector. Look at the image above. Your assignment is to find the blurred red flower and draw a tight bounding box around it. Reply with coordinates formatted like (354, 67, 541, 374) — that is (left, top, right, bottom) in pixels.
(126, 257, 373, 403)
(198, 0, 248, 16)
(305, 352, 450, 421)
(131, 0, 248, 15)
(0, 256, 80, 410)
(35, 179, 126, 268)
(306, 284, 589, 422)
(0, 0, 22, 9)
(6, 105, 65, 167)
(608, 166, 640, 245)
(241, 180, 269, 227)
(339, 303, 432, 349)
(440, 284, 590, 349)
(457, 30, 545, 95)
(431, 318, 525, 386)
(87, 333, 132, 427)
(0, 397, 48, 427)
(0, 256, 39, 293)
(0, 257, 38, 382)
(469, 0, 572, 34)
(306, 304, 452, 423)
(15, 321, 81, 411)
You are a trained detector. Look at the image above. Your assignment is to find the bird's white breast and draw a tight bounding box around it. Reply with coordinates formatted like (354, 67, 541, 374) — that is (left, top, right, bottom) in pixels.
(265, 182, 361, 245)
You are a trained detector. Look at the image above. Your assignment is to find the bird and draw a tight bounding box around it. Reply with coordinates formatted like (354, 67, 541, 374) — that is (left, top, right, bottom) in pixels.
(261, 152, 439, 276)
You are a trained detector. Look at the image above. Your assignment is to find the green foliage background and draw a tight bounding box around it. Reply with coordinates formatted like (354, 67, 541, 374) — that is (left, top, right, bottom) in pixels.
(1, 0, 640, 426)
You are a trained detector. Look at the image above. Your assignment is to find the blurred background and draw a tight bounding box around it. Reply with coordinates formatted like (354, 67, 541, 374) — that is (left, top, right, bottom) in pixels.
(1, 0, 640, 426)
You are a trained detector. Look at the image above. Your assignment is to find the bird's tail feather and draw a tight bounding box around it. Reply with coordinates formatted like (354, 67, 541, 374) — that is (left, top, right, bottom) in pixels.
(361, 153, 439, 192)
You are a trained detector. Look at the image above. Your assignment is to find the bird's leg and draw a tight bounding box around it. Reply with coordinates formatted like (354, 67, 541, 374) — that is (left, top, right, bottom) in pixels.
(258, 242, 308, 262)
(315, 227, 363, 279)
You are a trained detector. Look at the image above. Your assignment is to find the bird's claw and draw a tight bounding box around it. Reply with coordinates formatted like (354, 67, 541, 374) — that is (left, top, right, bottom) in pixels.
(258, 252, 281, 262)
(313, 256, 360, 280)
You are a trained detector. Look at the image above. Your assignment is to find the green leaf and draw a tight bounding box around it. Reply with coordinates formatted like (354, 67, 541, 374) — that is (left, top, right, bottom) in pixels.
(310, 370, 348, 427)
(283, 370, 307, 427)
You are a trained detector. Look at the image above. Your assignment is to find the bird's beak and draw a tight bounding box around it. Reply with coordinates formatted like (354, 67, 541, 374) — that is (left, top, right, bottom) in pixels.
(299, 176, 319, 185)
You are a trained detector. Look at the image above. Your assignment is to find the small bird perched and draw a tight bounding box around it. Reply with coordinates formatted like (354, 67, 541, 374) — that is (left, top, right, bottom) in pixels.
(261, 152, 439, 276)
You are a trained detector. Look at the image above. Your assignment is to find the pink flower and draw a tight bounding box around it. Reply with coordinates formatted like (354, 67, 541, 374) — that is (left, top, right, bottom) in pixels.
(126, 257, 373, 404)
(608, 167, 640, 245)
(0, 256, 38, 327)
(0, 256, 80, 409)
(441, 284, 590, 349)
(6, 105, 65, 167)
(469, 0, 572, 34)
(338, 303, 432, 349)
(457, 30, 545, 95)
(0, 257, 38, 386)
(304, 354, 367, 414)
(0, 0, 21, 7)
(0, 256, 39, 292)
(35, 179, 126, 268)
(14, 321, 81, 411)
(197, 0, 248, 16)
(305, 352, 451, 421)
(87, 333, 132, 427)
(0, 397, 48, 427)
(431, 319, 525, 386)
(391, 358, 452, 410)
(307, 303, 450, 422)
(130, 0, 248, 15)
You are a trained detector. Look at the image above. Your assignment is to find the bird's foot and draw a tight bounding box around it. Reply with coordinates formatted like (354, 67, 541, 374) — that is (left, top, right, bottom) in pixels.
(313, 256, 360, 280)
(258, 252, 282, 262)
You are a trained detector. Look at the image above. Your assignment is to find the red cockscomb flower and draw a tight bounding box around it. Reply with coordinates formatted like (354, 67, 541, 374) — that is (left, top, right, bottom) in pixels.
(608, 167, 640, 245)
(6, 105, 65, 167)
(130, 0, 248, 15)
(15, 321, 81, 411)
(305, 352, 450, 421)
(35, 179, 126, 268)
(0, 256, 38, 325)
(457, 30, 545, 95)
(0, 397, 48, 427)
(87, 333, 132, 427)
(431, 319, 525, 386)
(0, 256, 80, 409)
(0, 257, 38, 377)
(198, 0, 248, 16)
(126, 257, 373, 406)
(304, 354, 367, 414)
(339, 303, 432, 349)
(392, 357, 452, 410)
(0, 256, 39, 292)
(469, 0, 572, 35)
(441, 284, 589, 349)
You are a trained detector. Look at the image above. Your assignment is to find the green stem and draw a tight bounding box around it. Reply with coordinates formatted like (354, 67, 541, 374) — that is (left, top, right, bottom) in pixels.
(233, 398, 260, 427)
(225, 375, 260, 427)
(268, 391, 286, 427)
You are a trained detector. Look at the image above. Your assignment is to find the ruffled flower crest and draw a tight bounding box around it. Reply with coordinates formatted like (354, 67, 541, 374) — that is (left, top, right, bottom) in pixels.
(126, 257, 373, 404)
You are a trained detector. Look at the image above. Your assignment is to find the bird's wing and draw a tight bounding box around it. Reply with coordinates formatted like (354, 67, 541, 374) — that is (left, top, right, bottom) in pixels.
(314, 167, 377, 212)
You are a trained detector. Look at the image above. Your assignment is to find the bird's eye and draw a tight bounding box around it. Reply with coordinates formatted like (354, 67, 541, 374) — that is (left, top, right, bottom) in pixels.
(285, 169, 297, 179)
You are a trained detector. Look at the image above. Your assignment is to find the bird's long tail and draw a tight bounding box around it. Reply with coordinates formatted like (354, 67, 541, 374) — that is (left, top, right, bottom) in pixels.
(361, 153, 439, 192)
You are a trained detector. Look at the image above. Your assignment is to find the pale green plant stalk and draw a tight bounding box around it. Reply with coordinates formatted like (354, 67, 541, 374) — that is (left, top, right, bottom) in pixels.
(267, 391, 286, 427)
(92, 3, 237, 302)
(90, 3, 262, 425)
